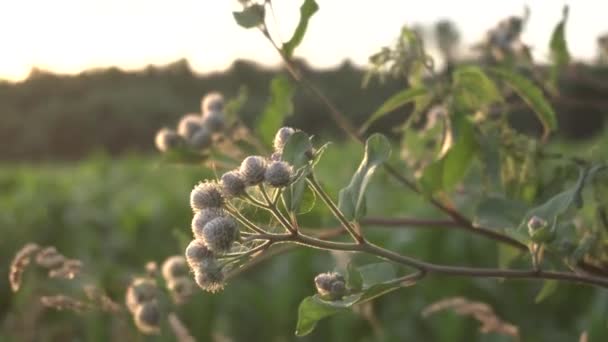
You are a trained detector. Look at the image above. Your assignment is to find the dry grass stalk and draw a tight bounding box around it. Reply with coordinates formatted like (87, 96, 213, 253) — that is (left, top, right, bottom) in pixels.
(9, 243, 40, 292)
(40, 295, 91, 313)
(168, 312, 196, 342)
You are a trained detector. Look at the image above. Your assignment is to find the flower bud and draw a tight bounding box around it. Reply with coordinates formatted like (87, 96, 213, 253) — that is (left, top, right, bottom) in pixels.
(161, 256, 189, 282)
(192, 208, 224, 241)
(201, 92, 224, 114)
(125, 278, 158, 313)
(273, 126, 295, 152)
(220, 170, 246, 198)
(185, 239, 214, 269)
(190, 181, 224, 211)
(314, 272, 346, 300)
(202, 111, 225, 132)
(134, 300, 161, 335)
(264, 161, 293, 188)
(527, 216, 547, 236)
(190, 126, 212, 150)
(194, 259, 224, 293)
(201, 216, 239, 253)
(239, 156, 267, 186)
(155, 128, 183, 152)
(177, 114, 203, 140)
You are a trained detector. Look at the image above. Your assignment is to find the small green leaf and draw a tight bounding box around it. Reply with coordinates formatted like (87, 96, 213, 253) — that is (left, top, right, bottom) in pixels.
(453, 66, 501, 111)
(548, 6, 570, 90)
(338, 134, 391, 221)
(282, 0, 319, 58)
(474, 196, 528, 230)
(535, 280, 558, 303)
(360, 87, 427, 133)
(295, 296, 347, 336)
(357, 262, 396, 287)
(346, 262, 363, 291)
(257, 75, 296, 146)
(489, 68, 558, 140)
(281, 132, 314, 213)
(233, 4, 265, 29)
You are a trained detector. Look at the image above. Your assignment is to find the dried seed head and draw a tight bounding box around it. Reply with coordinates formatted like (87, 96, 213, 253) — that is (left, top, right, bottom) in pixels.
(192, 208, 224, 240)
(161, 256, 189, 282)
(125, 278, 158, 313)
(177, 114, 203, 140)
(314, 272, 346, 300)
(220, 170, 246, 198)
(201, 92, 225, 114)
(155, 128, 183, 152)
(190, 181, 224, 211)
(201, 216, 239, 253)
(134, 301, 162, 335)
(189, 126, 212, 150)
(202, 111, 225, 132)
(185, 239, 214, 269)
(35, 246, 66, 269)
(167, 276, 196, 304)
(194, 259, 225, 293)
(270, 152, 282, 161)
(264, 161, 293, 188)
(239, 156, 267, 186)
(273, 126, 295, 152)
(9, 243, 40, 292)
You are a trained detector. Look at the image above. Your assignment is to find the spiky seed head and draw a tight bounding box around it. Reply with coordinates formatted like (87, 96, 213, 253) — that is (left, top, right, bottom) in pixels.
(270, 152, 282, 161)
(201, 216, 239, 253)
(314, 272, 346, 300)
(134, 300, 162, 335)
(239, 156, 267, 186)
(177, 114, 203, 140)
(190, 181, 224, 211)
(273, 126, 295, 152)
(190, 126, 212, 150)
(192, 208, 224, 240)
(155, 128, 183, 152)
(193, 259, 225, 293)
(264, 161, 293, 188)
(161, 256, 189, 282)
(202, 92, 225, 114)
(167, 276, 196, 303)
(202, 111, 225, 132)
(220, 170, 246, 198)
(125, 278, 158, 313)
(184, 239, 214, 269)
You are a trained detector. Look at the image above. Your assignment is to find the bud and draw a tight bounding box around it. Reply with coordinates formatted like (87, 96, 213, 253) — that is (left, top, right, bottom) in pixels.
(185, 239, 214, 269)
(190, 126, 212, 150)
(161, 256, 189, 282)
(220, 170, 246, 198)
(155, 128, 183, 152)
(273, 126, 295, 152)
(201, 216, 239, 253)
(125, 278, 158, 313)
(190, 181, 224, 211)
(239, 156, 267, 186)
(314, 272, 346, 300)
(201, 92, 225, 114)
(192, 208, 224, 240)
(202, 111, 225, 132)
(264, 161, 293, 188)
(177, 114, 203, 140)
(134, 300, 161, 335)
(527, 216, 547, 237)
(527, 216, 555, 243)
(194, 259, 225, 293)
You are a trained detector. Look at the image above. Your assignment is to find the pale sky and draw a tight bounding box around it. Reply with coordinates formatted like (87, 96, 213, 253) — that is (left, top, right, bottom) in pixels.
(0, 0, 605, 81)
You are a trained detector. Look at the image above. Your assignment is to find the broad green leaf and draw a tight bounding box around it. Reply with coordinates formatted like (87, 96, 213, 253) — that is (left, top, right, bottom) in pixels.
(357, 262, 396, 287)
(232, 4, 265, 29)
(360, 87, 427, 133)
(257, 75, 296, 146)
(281, 132, 313, 213)
(474, 196, 528, 230)
(497, 244, 523, 269)
(489, 68, 557, 140)
(346, 262, 363, 292)
(295, 296, 347, 336)
(338, 134, 391, 221)
(282, 0, 319, 58)
(535, 280, 558, 303)
(548, 6, 570, 90)
(453, 66, 501, 111)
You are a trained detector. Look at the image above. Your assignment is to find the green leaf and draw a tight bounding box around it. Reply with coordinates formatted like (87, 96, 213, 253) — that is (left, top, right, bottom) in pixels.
(474, 196, 528, 230)
(257, 75, 296, 146)
(453, 66, 501, 111)
(281, 132, 314, 213)
(338, 134, 391, 221)
(282, 0, 319, 58)
(489, 68, 557, 140)
(548, 6, 570, 90)
(346, 262, 363, 292)
(233, 4, 265, 29)
(360, 87, 427, 133)
(535, 280, 558, 303)
(295, 296, 347, 336)
(357, 262, 396, 287)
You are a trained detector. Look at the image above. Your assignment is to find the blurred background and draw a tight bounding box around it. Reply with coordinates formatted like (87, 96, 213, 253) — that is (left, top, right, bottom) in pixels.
(2, 0, 608, 341)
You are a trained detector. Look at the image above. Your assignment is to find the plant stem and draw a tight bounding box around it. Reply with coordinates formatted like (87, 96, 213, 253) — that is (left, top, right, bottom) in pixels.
(259, 184, 298, 233)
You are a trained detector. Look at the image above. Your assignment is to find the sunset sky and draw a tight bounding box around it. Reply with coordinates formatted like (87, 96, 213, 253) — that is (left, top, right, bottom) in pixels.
(0, 0, 605, 81)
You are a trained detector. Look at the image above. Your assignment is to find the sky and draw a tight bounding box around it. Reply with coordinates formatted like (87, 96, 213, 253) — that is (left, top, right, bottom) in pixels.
(0, 0, 605, 81)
